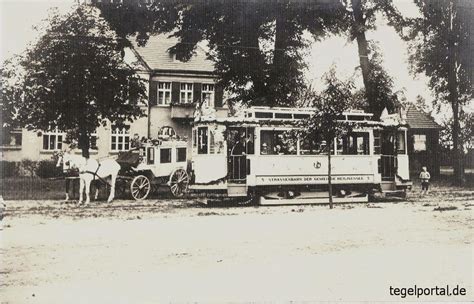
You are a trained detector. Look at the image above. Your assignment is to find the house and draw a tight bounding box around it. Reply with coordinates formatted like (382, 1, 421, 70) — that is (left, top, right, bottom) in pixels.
(404, 105, 442, 177)
(0, 34, 227, 163)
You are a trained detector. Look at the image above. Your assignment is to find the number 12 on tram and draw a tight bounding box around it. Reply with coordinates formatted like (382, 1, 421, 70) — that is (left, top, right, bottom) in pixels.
(189, 107, 412, 205)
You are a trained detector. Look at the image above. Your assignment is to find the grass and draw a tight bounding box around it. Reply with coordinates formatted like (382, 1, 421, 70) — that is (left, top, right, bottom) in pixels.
(0, 177, 67, 200)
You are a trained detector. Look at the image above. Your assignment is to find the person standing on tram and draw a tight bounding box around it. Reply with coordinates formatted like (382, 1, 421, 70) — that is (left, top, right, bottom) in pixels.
(230, 132, 247, 180)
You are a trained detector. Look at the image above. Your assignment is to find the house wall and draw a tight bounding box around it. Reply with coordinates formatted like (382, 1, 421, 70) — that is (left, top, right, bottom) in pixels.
(407, 128, 440, 178)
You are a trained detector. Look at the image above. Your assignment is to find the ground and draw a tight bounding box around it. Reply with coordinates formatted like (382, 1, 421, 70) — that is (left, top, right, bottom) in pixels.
(1, 185, 473, 303)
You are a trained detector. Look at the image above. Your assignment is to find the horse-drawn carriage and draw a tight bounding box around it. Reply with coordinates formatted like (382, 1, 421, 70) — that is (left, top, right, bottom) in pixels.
(116, 138, 190, 200)
(56, 127, 190, 203)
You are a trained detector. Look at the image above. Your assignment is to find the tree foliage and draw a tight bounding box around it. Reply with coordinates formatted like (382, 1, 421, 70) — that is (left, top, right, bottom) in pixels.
(401, 0, 473, 184)
(296, 68, 355, 208)
(1, 5, 147, 157)
(94, 0, 350, 107)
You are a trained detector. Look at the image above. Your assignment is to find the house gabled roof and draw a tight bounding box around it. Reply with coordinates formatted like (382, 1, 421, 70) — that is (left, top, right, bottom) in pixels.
(131, 34, 215, 73)
(405, 105, 442, 129)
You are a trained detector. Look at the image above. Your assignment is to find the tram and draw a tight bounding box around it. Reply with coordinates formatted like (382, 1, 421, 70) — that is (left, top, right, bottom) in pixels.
(189, 106, 412, 204)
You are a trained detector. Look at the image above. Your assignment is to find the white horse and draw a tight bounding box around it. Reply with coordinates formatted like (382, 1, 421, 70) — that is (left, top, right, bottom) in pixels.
(56, 151, 121, 205)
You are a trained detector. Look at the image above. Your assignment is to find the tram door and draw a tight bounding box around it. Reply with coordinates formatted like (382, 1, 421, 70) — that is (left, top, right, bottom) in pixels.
(380, 130, 397, 180)
(227, 127, 254, 183)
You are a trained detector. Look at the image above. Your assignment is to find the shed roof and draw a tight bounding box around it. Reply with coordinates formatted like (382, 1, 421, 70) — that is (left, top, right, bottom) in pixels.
(131, 34, 215, 73)
(405, 105, 442, 129)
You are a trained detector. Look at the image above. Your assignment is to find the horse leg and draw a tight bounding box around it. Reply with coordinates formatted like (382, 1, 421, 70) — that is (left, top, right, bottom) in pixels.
(78, 177, 84, 204)
(65, 178, 70, 201)
(85, 177, 91, 205)
(107, 174, 117, 203)
(94, 183, 99, 201)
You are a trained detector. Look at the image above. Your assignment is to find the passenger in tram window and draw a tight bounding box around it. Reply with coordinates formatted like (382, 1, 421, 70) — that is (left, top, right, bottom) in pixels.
(275, 144, 283, 155)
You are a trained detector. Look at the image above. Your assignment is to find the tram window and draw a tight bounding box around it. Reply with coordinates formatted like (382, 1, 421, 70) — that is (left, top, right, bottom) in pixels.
(339, 133, 369, 155)
(255, 112, 273, 119)
(198, 127, 208, 154)
(209, 131, 215, 154)
(260, 130, 297, 155)
(373, 130, 381, 154)
(275, 113, 293, 119)
(397, 131, 406, 154)
(300, 138, 327, 155)
(294, 114, 310, 119)
(177, 147, 187, 162)
(160, 148, 171, 163)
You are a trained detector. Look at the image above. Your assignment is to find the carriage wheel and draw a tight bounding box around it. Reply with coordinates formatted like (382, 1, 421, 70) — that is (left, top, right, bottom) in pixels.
(169, 169, 189, 198)
(130, 175, 151, 200)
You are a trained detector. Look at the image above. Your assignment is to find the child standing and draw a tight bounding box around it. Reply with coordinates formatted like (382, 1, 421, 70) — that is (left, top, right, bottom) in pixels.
(419, 166, 431, 195)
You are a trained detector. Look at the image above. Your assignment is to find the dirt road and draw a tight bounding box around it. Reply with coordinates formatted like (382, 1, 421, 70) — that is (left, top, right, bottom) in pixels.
(1, 191, 473, 303)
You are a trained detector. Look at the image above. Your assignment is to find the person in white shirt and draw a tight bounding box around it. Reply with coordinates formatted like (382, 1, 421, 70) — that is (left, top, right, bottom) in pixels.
(419, 166, 431, 195)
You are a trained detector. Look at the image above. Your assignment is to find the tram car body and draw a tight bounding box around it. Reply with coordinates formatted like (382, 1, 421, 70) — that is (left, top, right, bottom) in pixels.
(117, 138, 190, 199)
(189, 107, 412, 204)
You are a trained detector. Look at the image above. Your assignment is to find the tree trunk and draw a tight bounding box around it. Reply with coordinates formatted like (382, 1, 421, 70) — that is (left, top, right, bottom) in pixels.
(328, 139, 333, 209)
(78, 130, 90, 159)
(448, 2, 464, 185)
(351, 0, 374, 114)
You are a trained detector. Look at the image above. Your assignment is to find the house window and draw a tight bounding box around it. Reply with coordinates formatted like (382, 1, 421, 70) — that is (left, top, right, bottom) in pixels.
(202, 84, 214, 107)
(42, 128, 64, 151)
(180, 83, 193, 104)
(111, 125, 130, 152)
(1, 128, 22, 147)
(413, 134, 427, 151)
(177, 147, 187, 162)
(158, 82, 171, 105)
(160, 148, 172, 163)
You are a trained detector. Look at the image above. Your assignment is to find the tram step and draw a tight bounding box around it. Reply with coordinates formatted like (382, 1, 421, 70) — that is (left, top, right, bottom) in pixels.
(381, 181, 396, 191)
(260, 195, 368, 206)
(227, 184, 247, 197)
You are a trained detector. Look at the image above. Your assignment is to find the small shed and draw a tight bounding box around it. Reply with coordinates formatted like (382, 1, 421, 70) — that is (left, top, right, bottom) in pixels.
(405, 105, 442, 177)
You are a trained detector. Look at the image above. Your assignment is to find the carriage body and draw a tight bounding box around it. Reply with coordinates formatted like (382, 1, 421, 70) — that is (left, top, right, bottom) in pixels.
(117, 139, 189, 199)
(189, 107, 412, 204)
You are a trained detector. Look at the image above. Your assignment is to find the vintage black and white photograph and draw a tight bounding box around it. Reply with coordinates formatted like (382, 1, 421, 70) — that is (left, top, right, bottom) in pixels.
(0, 0, 473, 302)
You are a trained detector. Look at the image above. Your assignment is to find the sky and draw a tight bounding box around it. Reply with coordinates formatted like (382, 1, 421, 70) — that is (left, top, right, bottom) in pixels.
(0, 0, 444, 120)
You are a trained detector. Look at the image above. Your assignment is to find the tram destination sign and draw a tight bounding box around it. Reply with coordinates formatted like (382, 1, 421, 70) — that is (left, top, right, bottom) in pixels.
(256, 174, 374, 185)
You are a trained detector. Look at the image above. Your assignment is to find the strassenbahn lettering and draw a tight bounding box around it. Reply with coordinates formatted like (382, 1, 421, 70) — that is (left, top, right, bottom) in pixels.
(256, 175, 373, 185)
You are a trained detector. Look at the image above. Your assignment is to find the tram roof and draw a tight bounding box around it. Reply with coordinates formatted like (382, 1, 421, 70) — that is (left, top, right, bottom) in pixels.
(194, 107, 406, 128)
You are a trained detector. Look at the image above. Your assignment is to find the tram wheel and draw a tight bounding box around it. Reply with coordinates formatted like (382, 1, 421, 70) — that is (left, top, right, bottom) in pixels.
(169, 169, 189, 198)
(130, 175, 151, 200)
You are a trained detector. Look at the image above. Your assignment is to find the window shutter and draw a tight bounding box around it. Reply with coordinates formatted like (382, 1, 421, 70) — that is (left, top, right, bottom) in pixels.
(149, 80, 158, 106)
(172, 82, 180, 104)
(194, 83, 202, 104)
(215, 83, 224, 108)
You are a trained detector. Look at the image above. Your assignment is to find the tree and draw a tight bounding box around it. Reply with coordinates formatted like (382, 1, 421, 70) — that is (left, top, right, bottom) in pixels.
(402, 0, 473, 185)
(2, 5, 147, 158)
(296, 68, 355, 209)
(340, 0, 407, 117)
(94, 0, 349, 107)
